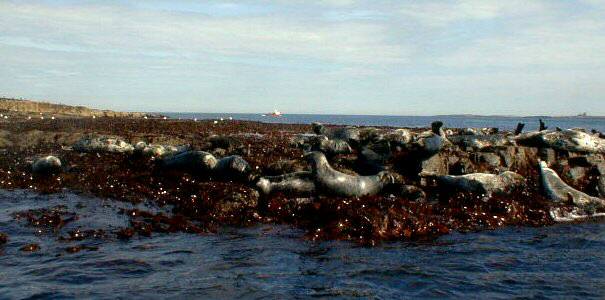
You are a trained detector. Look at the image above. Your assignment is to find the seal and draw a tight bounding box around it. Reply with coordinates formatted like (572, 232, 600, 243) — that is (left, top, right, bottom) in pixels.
(539, 160, 605, 206)
(312, 123, 360, 144)
(214, 155, 252, 179)
(32, 155, 62, 174)
(159, 150, 217, 173)
(538, 161, 605, 221)
(516, 129, 605, 153)
(73, 136, 134, 153)
(309, 135, 353, 156)
(256, 171, 316, 195)
(411, 121, 450, 156)
(134, 141, 186, 158)
(305, 151, 396, 197)
(423, 171, 525, 196)
(448, 134, 515, 151)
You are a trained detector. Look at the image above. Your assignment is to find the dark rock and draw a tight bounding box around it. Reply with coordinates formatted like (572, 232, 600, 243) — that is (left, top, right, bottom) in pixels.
(20, 243, 40, 252)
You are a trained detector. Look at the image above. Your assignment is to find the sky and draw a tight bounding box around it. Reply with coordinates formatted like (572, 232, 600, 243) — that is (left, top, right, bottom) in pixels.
(0, 0, 604, 115)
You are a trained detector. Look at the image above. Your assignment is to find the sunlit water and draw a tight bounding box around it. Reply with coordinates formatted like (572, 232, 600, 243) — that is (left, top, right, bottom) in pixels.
(1, 190, 604, 299)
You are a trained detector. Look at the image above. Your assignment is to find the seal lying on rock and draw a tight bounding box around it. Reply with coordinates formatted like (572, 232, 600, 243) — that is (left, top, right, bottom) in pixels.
(159, 150, 217, 172)
(516, 129, 605, 153)
(538, 161, 605, 221)
(448, 134, 515, 151)
(256, 171, 316, 195)
(309, 135, 352, 155)
(73, 136, 134, 153)
(134, 142, 186, 158)
(214, 155, 252, 179)
(312, 123, 360, 144)
(32, 156, 62, 174)
(159, 150, 251, 180)
(422, 171, 525, 196)
(306, 151, 397, 197)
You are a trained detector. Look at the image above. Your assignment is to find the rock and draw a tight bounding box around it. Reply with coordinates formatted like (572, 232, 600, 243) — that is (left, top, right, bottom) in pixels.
(420, 153, 449, 176)
(32, 155, 62, 174)
(207, 135, 242, 153)
(567, 167, 587, 184)
(477, 152, 502, 169)
(265, 159, 306, 175)
(20, 243, 40, 252)
(400, 185, 426, 202)
(214, 188, 259, 217)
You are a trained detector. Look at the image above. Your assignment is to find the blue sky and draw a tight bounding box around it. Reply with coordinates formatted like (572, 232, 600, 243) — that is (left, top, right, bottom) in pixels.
(1, 0, 604, 115)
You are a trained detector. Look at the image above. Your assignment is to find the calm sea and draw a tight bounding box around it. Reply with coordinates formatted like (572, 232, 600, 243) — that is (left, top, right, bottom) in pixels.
(164, 113, 605, 132)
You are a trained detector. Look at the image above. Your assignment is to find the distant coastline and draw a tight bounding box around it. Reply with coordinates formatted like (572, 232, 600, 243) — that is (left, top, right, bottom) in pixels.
(2, 97, 603, 119)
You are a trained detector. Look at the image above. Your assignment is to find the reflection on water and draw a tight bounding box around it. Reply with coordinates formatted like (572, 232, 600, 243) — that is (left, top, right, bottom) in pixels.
(1, 190, 604, 298)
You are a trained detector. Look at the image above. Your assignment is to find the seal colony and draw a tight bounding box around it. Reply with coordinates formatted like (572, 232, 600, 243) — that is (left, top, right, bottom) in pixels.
(1, 116, 604, 246)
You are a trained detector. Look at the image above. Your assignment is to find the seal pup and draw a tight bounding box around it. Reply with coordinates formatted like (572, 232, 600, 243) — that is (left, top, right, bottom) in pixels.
(32, 156, 62, 174)
(306, 151, 396, 197)
(422, 171, 525, 196)
(538, 161, 605, 220)
(256, 171, 316, 195)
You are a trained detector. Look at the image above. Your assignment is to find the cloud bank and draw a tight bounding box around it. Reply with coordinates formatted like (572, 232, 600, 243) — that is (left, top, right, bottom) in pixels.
(0, 0, 603, 115)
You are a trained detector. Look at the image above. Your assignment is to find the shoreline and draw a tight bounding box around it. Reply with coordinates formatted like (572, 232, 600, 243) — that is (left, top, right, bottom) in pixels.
(0, 116, 603, 248)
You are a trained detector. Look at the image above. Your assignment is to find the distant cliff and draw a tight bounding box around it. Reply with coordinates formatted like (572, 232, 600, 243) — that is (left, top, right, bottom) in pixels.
(0, 98, 146, 118)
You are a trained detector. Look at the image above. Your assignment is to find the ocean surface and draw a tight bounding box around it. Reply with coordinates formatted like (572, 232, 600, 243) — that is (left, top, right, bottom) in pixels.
(1, 190, 604, 299)
(2, 115, 605, 299)
(164, 113, 605, 132)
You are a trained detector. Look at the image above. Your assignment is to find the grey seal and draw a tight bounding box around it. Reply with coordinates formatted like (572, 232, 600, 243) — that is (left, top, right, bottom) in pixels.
(214, 155, 252, 179)
(310, 135, 352, 155)
(32, 156, 62, 174)
(73, 136, 134, 153)
(306, 151, 396, 197)
(256, 171, 316, 195)
(159, 151, 251, 180)
(516, 129, 605, 153)
(159, 150, 217, 172)
(134, 141, 187, 158)
(312, 123, 360, 144)
(422, 171, 525, 196)
(412, 121, 450, 156)
(538, 161, 605, 221)
(448, 134, 515, 151)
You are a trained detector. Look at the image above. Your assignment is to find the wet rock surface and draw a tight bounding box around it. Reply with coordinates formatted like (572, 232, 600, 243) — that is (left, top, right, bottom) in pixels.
(0, 117, 604, 247)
